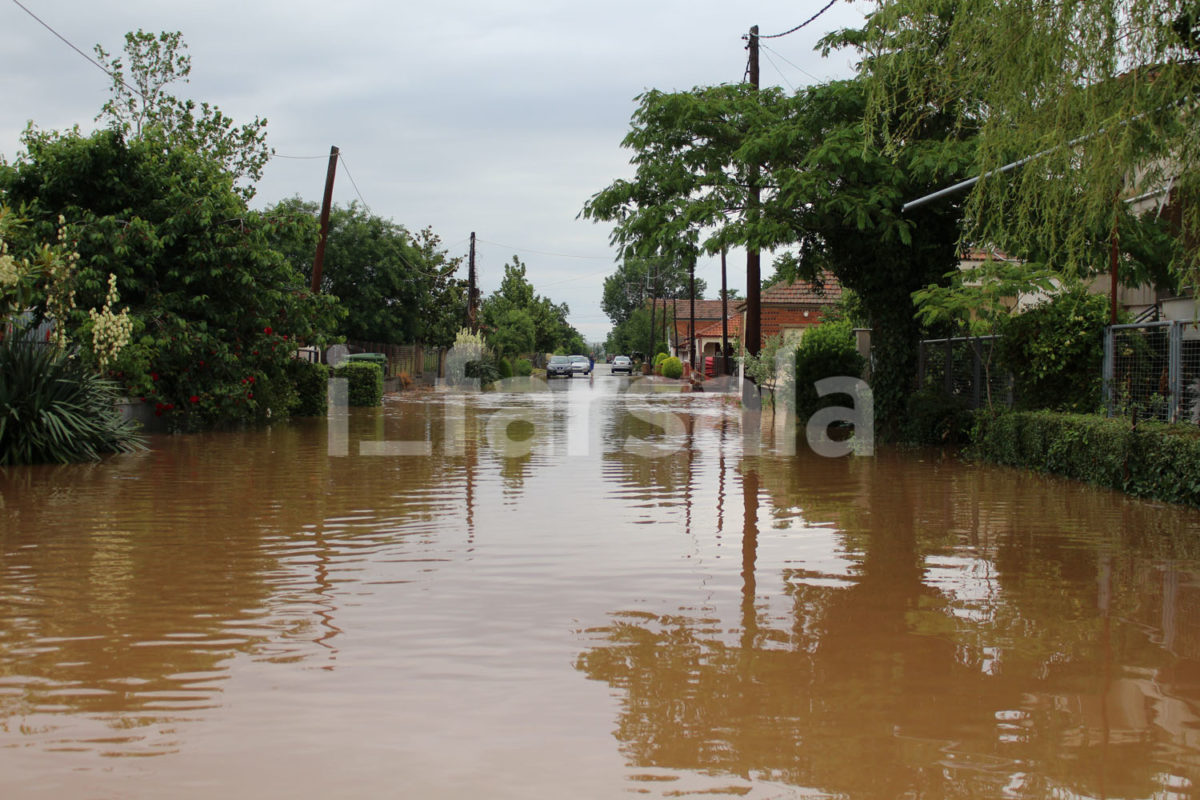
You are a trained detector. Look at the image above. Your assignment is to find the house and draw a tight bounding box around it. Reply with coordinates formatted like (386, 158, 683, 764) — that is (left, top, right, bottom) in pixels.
(730, 272, 843, 353)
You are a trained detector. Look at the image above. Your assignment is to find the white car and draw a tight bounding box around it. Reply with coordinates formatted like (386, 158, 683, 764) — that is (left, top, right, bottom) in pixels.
(569, 355, 591, 376)
(611, 356, 633, 375)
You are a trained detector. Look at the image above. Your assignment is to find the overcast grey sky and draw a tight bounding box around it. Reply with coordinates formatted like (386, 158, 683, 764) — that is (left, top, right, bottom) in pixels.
(1, 0, 868, 343)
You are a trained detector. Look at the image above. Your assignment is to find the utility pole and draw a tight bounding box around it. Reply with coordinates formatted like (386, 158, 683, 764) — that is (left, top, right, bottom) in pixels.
(689, 254, 696, 369)
(647, 270, 656, 361)
(721, 248, 730, 375)
(468, 231, 478, 332)
(311, 145, 339, 294)
(745, 25, 762, 357)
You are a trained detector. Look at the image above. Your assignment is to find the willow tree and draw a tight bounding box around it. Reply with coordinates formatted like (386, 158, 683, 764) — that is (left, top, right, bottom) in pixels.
(857, 0, 1200, 287)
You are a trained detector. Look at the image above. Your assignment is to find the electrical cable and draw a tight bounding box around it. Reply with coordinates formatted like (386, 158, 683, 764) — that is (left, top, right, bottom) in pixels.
(474, 237, 613, 261)
(759, 0, 839, 39)
(760, 43, 823, 86)
(336, 152, 372, 217)
(9, 0, 143, 98)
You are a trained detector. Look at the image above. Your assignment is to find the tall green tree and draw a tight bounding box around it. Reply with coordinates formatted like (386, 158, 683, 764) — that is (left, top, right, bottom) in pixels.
(601, 256, 706, 329)
(93, 29, 271, 197)
(266, 199, 466, 347)
(857, 0, 1200, 286)
(0, 129, 342, 428)
(585, 71, 972, 433)
(479, 256, 586, 354)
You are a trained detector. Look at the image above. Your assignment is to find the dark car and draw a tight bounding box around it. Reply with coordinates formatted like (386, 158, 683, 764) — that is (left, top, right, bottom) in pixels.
(546, 355, 573, 378)
(611, 355, 633, 375)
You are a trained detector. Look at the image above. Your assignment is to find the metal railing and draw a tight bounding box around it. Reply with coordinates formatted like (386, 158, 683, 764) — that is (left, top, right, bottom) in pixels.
(917, 335, 1012, 409)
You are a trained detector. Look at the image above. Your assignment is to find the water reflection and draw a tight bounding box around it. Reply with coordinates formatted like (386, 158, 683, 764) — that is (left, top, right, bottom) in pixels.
(578, 446, 1200, 799)
(0, 380, 1198, 798)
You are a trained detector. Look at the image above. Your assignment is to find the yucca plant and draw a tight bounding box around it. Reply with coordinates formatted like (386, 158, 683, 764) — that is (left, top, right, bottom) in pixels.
(0, 331, 146, 465)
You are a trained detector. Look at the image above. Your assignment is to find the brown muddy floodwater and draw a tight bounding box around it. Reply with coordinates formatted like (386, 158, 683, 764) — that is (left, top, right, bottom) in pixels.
(1, 374, 1199, 799)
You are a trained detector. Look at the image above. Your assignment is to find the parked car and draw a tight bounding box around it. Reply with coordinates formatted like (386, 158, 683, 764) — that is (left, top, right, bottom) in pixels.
(546, 355, 573, 378)
(611, 355, 633, 375)
(569, 355, 591, 376)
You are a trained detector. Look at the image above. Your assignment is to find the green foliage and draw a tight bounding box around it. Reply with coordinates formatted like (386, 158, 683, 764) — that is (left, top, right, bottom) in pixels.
(465, 358, 501, 386)
(0, 129, 343, 430)
(605, 306, 668, 358)
(513, 357, 533, 377)
(478, 256, 583, 354)
(912, 259, 1059, 338)
(972, 410, 1200, 507)
(995, 287, 1110, 412)
(487, 308, 536, 358)
(497, 357, 513, 379)
(267, 199, 466, 347)
(332, 361, 382, 407)
(858, 0, 1200, 286)
(653, 352, 670, 367)
(601, 255, 706, 329)
(794, 320, 867, 421)
(0, 333, 145, 464)
(660, 356, 683, 379)
(286, 359, 329, 417)
(585, 68, 972, 435)
(902, 387, 974, 446)
(93, 29, 271, 198)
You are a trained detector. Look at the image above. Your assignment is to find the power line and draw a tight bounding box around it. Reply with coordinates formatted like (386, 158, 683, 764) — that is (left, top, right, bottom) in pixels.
(10, 0, 141, 97)
(336, 152, 372, 216)
(760, 48, 796, 92)
(474, 237, 612, 261)
(760, 43, 823, 86)
(759, 0, 840, 39)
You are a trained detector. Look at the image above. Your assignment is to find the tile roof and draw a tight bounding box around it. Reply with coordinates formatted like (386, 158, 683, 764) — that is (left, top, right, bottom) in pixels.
(649, 298, 730, 320)
(756, 271, 842, 306)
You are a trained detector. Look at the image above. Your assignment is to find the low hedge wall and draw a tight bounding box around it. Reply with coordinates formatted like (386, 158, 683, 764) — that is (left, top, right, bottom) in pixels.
(332, 361, 383, 407)
(971, 410, 1200, 507)
(286, 359, 329, 417)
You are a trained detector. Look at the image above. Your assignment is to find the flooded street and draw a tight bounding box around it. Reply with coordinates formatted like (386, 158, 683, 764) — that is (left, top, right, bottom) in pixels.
(1, 375, 1199, 799)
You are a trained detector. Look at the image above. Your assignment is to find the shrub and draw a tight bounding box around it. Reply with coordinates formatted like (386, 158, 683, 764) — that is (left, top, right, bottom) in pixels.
(654, 352, 670, 367)
(513, 358, 533, 377)
(995, 288, 1108, 412)
(902, 387, 973, 446)
(661, 356, 683, 379)
(465, 358, 500, 387)
(971, 410, 1200, 507)
(286, 359, 329, 417)
(794, 320, 866, 421)
(498, 357, 513, 379)
(332, 361, 383, 406)
(0, 335, 145, 464)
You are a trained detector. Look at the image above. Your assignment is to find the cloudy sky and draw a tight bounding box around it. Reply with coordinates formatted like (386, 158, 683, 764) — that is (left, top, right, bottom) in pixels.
(1, 0, 869, 343)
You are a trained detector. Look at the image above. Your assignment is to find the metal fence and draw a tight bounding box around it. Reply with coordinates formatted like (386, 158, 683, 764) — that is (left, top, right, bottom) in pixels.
(917, 335, 1012, 409)
(1104, 320, 1200, 423)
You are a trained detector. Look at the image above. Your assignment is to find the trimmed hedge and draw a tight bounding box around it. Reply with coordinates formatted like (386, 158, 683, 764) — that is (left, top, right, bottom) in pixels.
(332, 361, 383, 407)
(286, 359, 329, 417)
(971, 410, 1200, 507)
(660, 356, 683, 379)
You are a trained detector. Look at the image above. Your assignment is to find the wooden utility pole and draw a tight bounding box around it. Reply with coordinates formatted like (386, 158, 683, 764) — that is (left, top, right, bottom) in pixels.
(689, 254, 696, 368)
(745, 26, 762, 356)
(647, 270, 656, 361)
(468, 231, 479, 331)
(721, 248, 730, 375)
(310, 145, 339, 294)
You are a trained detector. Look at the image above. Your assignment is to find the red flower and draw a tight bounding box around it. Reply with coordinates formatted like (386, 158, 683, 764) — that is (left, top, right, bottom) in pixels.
(264, 326, 273, 335)
(190, 395, 199, 404)
(151, 373, 159, 381)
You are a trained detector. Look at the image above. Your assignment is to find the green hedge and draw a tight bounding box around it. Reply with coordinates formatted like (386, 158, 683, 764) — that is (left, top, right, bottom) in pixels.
(971, 410, 1200, 507)
(332, 361, 383, 407)
(286, 359, 329, 417)
(794, 320, 866, 421)
(660, 356, 683, 379)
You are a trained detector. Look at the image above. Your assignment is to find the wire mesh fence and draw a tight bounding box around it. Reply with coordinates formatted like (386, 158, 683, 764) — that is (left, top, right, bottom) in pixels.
(917, 336, 1012, 409)
(1104, 321, 1200, 423)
